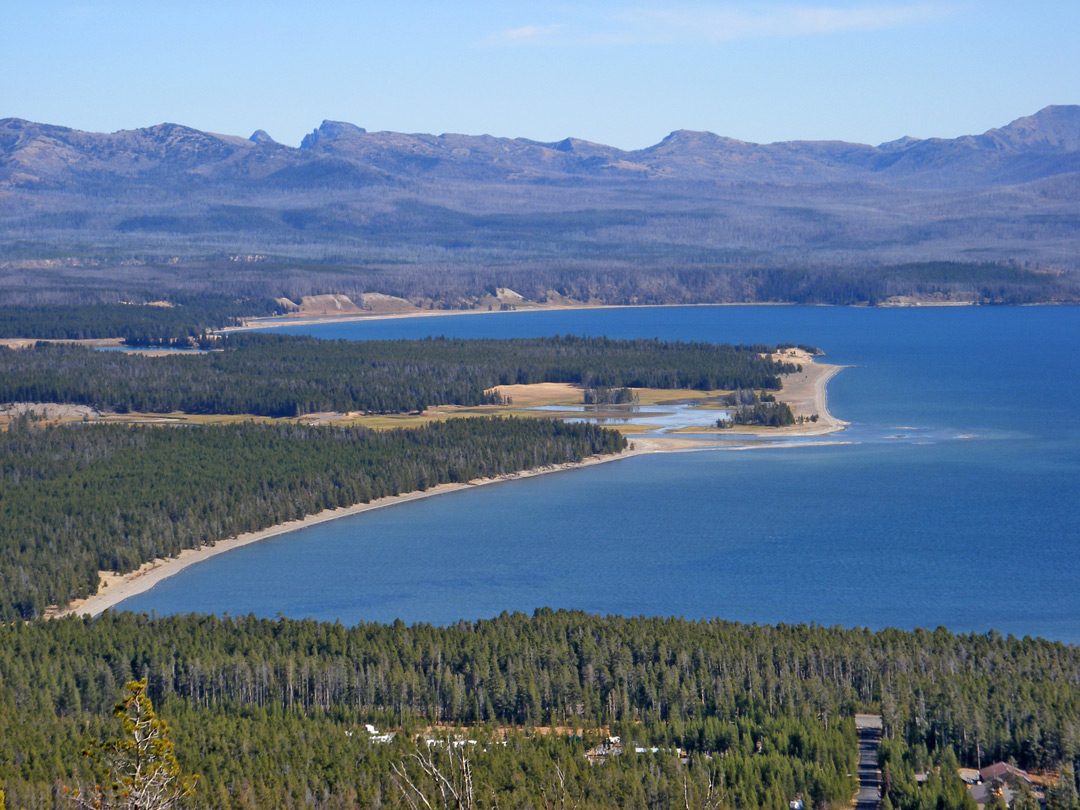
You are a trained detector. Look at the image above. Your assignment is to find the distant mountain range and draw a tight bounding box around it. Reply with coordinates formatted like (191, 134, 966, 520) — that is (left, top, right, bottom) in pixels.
(5, 105, 1080, 189)
(1, 107, 1079, 306)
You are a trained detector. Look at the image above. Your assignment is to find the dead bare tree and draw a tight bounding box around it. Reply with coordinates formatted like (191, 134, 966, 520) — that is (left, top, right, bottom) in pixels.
(683, 760, 725, 810)
(391, 740, 490, 810)
(540, 765, 580, 810)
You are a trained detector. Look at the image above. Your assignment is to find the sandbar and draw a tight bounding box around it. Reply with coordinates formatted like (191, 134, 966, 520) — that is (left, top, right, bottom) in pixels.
(740, 347, 849, 437)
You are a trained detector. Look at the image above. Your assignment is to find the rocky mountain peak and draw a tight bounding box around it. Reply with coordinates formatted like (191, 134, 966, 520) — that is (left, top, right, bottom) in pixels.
(300, 120, 367, 150)
(983, 104, 1080, 151)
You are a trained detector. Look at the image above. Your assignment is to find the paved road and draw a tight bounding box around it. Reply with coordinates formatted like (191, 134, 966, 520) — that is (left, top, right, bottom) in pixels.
(855, 715, 883, 810)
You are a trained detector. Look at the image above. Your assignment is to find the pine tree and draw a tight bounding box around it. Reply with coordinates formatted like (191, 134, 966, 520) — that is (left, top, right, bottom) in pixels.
(1048, 763, 1080, 810)
(69, 679, 197, 810)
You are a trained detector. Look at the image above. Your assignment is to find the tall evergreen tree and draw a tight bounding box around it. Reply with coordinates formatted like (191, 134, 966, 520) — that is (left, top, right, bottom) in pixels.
(69, 680, 197, 810)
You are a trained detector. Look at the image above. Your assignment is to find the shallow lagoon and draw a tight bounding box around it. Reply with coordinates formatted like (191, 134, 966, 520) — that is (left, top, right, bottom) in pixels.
(120, 306, 1080, 642)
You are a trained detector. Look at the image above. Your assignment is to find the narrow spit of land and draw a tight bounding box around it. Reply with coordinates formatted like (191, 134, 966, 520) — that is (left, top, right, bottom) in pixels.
(54, 352, 845, 618)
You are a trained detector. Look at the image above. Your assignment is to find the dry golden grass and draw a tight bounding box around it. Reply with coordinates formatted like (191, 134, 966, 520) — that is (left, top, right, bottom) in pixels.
(631, 387, 728, 405)
(490, 382, 582, 407)
(610, 424, 661, 435)
(10, 373, 845, 437)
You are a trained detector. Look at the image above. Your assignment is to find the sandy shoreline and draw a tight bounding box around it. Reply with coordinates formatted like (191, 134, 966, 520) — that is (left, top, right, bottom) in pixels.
(56, 450, 642, 618)
(52, 352, 847, 619)
(222, 301, 805, 332)
(759, 349, 849, 436)
(223, 296, 996, 335)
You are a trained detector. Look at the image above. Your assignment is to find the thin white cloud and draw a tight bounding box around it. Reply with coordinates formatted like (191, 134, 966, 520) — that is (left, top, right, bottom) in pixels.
(483, 23, 570, 46)
(485, 3, 957, 47)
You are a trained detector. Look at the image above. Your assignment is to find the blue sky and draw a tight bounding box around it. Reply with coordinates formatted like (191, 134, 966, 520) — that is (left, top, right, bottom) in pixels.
(3, 1, 1078, 149)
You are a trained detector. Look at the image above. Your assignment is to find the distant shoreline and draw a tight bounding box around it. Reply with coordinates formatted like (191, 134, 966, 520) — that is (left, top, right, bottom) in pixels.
(224, 301, 670, 332)
(52, 353, 847, 619)
(224, 298, 979, 333)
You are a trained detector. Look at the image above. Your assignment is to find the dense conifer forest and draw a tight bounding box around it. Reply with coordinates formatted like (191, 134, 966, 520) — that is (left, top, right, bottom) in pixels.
(0, 612, 1078, 810)
(0, 299, 280, 344)
(0, 334, 794, 417)
(0, 417, 625, 620)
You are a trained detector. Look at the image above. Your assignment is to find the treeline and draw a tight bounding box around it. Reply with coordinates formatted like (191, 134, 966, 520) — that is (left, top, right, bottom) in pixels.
(0, 417, 625, 619)
(584, 386, 639, 405)
(1, 612, 1078, 808)
(717, 390, 797, 428)
(745, 263, 1068, 306)
(721, 403, 797, 428)
(0, 334, 795, 417)
(0, 297, 280, 344)
(721, 403, 799, 427)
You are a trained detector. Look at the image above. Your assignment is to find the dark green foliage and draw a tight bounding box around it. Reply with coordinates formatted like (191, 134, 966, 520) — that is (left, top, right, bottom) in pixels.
(778, 344, 823, 357)
(583, 386, 639, 405)
(0, 334, 794, 417)
(717, 390, 797, 428)
(1047, 764, 1080, 810)
(720, 402, 796, 428)
(0, 613, 1078, 809)
(0, 298, 280, 345)
(0, 418, 625, 619)
(878, 737, 977, 810)
(71, 679, 198, 810)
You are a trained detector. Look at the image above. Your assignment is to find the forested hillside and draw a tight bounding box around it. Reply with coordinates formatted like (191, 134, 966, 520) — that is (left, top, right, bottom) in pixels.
(0, 612, 1077, 809)
(0, 334, 794, 416)
(0, 417, 625, 619)
(3, 108, 1080, 308)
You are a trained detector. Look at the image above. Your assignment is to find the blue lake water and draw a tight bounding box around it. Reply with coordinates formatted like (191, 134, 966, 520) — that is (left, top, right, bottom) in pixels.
(119, 306, 1080, 642)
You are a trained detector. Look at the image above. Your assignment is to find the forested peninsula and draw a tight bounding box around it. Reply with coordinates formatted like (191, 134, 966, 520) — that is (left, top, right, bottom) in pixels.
(0, 334, 814, 619)
(0, 334, 794, 416)
(0, 417, 625, 620)
(2, 611, 1079, 810)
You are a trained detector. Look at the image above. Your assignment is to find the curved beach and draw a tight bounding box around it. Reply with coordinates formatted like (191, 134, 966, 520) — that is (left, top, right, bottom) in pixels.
(56, 451, 634, 618)
(54, 355, 845, 619)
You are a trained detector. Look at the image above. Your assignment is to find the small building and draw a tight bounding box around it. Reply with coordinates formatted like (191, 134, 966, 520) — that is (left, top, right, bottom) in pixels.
(980, 763, 1032, 785)
(585, 740, 623, 763)
(362, 723, 395, 744)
